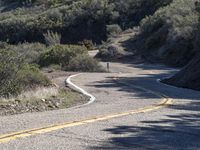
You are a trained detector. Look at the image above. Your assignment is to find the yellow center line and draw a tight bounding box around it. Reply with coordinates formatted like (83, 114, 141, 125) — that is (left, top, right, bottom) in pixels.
(0, 98, 173, 144)
(0, 74, 173, 144)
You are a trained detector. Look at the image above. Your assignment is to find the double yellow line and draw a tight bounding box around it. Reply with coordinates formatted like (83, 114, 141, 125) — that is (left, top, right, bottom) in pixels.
(0, 98, 172, 144)
(0, 73, 173, 144)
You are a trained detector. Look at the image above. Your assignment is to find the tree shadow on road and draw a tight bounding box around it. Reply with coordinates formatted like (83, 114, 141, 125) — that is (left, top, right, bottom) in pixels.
(89, 100, 200, 150)
(87, 28, 200, 149)
(90, 70, 200, 100)
(88, 67, 200, 149)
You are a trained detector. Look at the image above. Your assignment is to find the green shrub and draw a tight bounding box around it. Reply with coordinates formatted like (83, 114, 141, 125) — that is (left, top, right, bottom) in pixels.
(0, 0, 172, 44)
(39, 44, 102, 72)
(111, 0, 172, 28)
(82, 40, 94, 50)
(43, 30, 61, 46)
(106, 24, 122, 36)
(17, 64, 50, 89)
(141, 0, 198, 36)
(48, 64, 62, 70)
(0, 49, 50, 97)
(0, 42, 46, 64)
(66, 54, 103, 72)
(1, 0, 53, 5)
(132, 0, 199, 66)
(39, 44, 87, 68)
(96, 44, 124, 60)
(12, 42, 46, 64)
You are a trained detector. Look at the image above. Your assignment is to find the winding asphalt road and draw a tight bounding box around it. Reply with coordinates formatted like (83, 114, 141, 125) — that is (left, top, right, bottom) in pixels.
(1, 31, 200, 149)
(0, 59, 200, 149)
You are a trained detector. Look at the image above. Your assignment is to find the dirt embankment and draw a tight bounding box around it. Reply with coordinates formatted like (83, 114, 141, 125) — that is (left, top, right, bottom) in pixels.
(162, 55, 200, 91)
(97, 28, 200, 91)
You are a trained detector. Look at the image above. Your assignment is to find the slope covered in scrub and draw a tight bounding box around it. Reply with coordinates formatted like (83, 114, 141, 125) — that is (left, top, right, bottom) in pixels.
(161, 1, 200, 90)
(1, 0, 200, 96)
(132, 0, 198, 67)
(0, 0, 172, 44)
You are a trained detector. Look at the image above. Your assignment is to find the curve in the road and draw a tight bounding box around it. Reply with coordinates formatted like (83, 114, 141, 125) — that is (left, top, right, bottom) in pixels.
(0, 73, 173, 144)
(66, 73, 96, 107)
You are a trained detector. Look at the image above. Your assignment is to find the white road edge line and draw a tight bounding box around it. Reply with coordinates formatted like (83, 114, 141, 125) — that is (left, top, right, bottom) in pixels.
(66, 73, 96, 108)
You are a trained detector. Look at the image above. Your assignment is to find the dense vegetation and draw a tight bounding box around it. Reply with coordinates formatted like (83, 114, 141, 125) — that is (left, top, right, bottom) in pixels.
(0, 47, 50, 97)
(115, 0, 200, 90)
(0, 41, 103, 97)
(0, 0, 173, 97)
(39, 44, 102, 72)
(95, 0, 200, 90)
(161, 1, 200, 90)
(1, 0, 200, 97)
(132, 0, 198, 67)
(0, 0, 171, 44)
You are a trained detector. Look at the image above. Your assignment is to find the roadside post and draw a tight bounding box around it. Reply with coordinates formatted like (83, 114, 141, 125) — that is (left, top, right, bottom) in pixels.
(107, 62, 110, 72)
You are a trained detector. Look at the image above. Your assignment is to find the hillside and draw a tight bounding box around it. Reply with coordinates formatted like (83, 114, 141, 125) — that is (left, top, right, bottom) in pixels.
(1, 0, 200, 148)
(0, 0, 171, 44)
(129, 0, 198, 67)
(0, 0, 174, 99)
(0, 0, 200, 100)
(162, 1, 200, 90)
(96, 0, 200, 91)
(134, 0, 200, 91)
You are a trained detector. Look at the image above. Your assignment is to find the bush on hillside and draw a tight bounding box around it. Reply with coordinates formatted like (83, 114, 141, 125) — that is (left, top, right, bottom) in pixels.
(82, 40, 94, 50)
(39, 44, 102, 72)
(0, 0, 172, 44)
(96, 44, 124, 60)
(0, 42, 46, 64)
(106, 24, 122, 36)
(0, 49, 50, 97)
(43, 30, 61, 46)
(66, 54, 103, 72)
(0, 0, 113, 43)
(132, 0, 198, 66)
(112, 0, 172, 28)
(1, 0, 63, 6)
(161, 2, 200, 91)
(12, 42, 46, 63)
(39, 44, 87, 68)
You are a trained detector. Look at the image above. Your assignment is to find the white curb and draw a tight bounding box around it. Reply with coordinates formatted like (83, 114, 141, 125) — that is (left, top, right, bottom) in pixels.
(66, 73, 96, 107)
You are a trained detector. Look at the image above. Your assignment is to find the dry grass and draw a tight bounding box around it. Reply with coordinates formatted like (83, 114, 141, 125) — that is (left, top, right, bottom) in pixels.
(0, 87, 59, 103)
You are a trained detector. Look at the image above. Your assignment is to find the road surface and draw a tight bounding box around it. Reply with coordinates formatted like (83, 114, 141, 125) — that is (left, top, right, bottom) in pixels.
(1, 30, 200, 149)
(0, 60, 200, 149)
